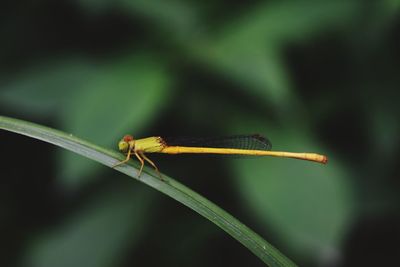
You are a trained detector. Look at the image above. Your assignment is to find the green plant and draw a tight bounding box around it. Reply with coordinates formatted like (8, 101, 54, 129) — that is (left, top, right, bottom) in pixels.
(0, 115, 296, 267)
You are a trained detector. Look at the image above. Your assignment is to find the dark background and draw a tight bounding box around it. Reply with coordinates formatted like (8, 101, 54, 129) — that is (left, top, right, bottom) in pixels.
(1, 1, 400, 266)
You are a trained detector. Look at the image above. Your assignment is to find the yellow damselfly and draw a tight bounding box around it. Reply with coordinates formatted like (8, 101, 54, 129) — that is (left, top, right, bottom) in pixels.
(113, 134, 328, 179)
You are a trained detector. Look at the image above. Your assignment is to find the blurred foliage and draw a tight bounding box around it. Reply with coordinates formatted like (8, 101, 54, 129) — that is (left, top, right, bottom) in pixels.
(230, 122, 353, 261)
(25, 182, 154, 267)
(1, 0, 399, 266)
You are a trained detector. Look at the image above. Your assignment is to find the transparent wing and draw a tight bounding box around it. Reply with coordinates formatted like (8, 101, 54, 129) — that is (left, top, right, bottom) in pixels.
(162, 134, 272, 151)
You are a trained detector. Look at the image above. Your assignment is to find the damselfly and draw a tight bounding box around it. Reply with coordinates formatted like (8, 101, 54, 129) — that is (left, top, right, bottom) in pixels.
(113, 134, 328, 179)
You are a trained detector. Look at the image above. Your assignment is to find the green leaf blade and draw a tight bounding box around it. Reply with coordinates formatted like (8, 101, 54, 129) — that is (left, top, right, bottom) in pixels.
(0, 115, 297, 266)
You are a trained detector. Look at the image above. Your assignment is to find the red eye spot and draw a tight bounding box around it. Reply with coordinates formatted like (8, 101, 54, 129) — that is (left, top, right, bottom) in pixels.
(123, 135, 134, 142)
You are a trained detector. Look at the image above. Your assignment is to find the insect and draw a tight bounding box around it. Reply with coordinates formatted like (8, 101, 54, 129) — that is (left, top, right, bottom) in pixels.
(113, 134, 327, 179)
(113, 134, 328, 179)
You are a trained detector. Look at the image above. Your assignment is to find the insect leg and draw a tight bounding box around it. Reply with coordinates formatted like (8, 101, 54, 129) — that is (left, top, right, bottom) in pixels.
(139, 152, 163, 180)
(112, 148, 132, 168)
(134, 152, 145, 178)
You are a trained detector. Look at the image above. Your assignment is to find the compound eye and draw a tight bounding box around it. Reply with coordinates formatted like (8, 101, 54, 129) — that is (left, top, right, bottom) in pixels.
(118, 140, 129, 152)
(123, 135, 134, 142)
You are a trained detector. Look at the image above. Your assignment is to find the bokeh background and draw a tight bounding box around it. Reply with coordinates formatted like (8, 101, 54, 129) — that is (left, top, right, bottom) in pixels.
(1, 1, 400, 266)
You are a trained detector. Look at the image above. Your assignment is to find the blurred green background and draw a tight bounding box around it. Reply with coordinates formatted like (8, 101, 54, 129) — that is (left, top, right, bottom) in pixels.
(1, 1, 399, 266)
